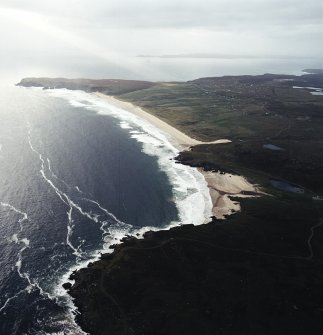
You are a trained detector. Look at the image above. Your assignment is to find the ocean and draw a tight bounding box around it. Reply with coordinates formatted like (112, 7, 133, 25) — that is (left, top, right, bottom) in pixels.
(0, 85, 212, 334)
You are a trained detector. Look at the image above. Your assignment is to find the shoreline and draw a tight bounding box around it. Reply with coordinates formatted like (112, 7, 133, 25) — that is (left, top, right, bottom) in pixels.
(95, 92, 262, 219)
(15, 76, 323, 334)
(95, 93, 231, 149)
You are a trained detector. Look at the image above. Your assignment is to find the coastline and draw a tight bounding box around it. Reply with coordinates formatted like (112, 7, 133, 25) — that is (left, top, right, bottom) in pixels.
(15, 76, 323, 334)
(95, 93, 231, 149)
(68, 196, 323, 335)
(95, 92, 262, 219)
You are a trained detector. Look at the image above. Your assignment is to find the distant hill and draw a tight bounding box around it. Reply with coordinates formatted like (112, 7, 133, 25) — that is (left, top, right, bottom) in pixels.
(17, 78, 156, 95)
(303, 69, 323, 74)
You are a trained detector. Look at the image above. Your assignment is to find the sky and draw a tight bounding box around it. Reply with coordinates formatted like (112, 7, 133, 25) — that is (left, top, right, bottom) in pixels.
(0, 0, 322, 82)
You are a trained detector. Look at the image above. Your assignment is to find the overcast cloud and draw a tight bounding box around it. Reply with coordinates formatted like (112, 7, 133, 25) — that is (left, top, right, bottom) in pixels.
(0, 0, 322, 82)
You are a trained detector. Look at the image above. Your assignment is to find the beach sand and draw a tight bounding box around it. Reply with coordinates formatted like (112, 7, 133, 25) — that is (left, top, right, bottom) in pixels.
(95, 93, 231, 148)
(202, 170, 265, 219)
(95, 92, 263, 220)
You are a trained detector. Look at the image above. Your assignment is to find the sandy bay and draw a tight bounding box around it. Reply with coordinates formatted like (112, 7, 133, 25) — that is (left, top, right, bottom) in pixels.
(95, 92, 262, 219)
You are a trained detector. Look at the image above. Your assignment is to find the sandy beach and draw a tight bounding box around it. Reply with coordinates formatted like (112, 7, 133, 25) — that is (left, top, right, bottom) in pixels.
(95, 93, 231, 149)
(96, 92, 263, 219)
(202, 170, 265, 219)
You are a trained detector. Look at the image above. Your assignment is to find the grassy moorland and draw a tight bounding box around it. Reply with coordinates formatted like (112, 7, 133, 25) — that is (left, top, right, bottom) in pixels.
(119, 74, 323, 141)
(118, 74, 323, 194)
(19, 73, 323, 334)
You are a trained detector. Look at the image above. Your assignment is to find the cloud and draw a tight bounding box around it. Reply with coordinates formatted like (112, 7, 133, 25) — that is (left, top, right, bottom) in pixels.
(1, 0, 322, 30)
(0, 0, 322, 81)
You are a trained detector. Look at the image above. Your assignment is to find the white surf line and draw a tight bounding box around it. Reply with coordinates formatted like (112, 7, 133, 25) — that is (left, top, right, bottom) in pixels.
(27, 126, 81, 258)
(0, 202, 28, 233)
(83, 199, 126, 226)
(48, 155, 128, 241)
(16, 241, 55, 302)
(0, 288, 27, 314)
(27, 127, 68, 205)
(27, 125, 106, 258)
(44, 164, 100, 224)
(47, 158, 72, 191)
(48, 156, 119, 227)
(41, 169, 90, 221)
(82, 198, 131, 245)
(0, 203, 55, 312)
(0, 220, 31, 313)
(90, 93, 213, 226)
(47, 149, 127, 236)
(48, 159, 84, 257)
(0, 202, 30, 285)
(48, 155, 130, 248)
(16, 239, 34, 288)
(66, 207, 82, 258)
(46, 89, 213, 226)
(48, 156, 86, 196)
(48, 157, 124, 227)
(75, 185, 84, 194)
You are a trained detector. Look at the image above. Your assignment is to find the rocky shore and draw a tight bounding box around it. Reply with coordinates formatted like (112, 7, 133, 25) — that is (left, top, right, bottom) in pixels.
(67, 196, 323, 335)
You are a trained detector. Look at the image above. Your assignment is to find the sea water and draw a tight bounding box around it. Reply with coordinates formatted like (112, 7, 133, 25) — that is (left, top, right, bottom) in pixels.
(0, 85, 212, 334)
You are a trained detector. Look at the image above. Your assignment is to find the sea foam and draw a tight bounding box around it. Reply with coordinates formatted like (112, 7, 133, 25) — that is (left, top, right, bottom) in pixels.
(23, 87, 213, 334)
(47, 88, 213, 229)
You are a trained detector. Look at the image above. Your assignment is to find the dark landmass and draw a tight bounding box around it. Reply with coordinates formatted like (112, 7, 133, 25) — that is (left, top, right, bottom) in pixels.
(118, 73, 323, 141)
(69, 196, 323, 335)
(177, 140, 323, 195)
(17, 77, 156, 95)
(18, 73, 323, 334)
(303, 69, 323, 75)
(137, 53, 273, 59)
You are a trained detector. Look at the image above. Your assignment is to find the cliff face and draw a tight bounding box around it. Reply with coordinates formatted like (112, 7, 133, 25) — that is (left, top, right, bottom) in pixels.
(17, 78, 156, 95)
